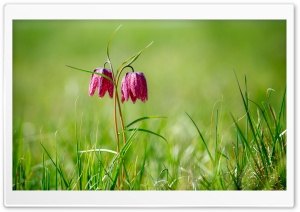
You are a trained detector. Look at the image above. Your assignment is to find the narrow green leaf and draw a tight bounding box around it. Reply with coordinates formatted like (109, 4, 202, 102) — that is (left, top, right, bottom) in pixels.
(249, 100, 273, 167)
(185, 112, 214, 163)
(227, 165, 240, 190)
(277, 88, 286, 127)
(118, 41, 153, 71)
(125, 116, 167, 129)
(234, 71, 269, 177)
(107, 24, 122, 63)
(267, 88, 275, 101)
(244, 75, 249, 142)
(230, 114, 262, 176)
(198, 172, 211, 189)
(40, 142, 70, 189)
(233, 71, 248, 112)
(110, 128, 139, 190)
(218, 151, 229, 160)
(66, 65, 114, 83)
(78, 148, 117, 155)
(75, 96, 82, 190)
(158, 168, 169, 181)
(124, 128, 167, 143)
(277, 88, 287, 155)
(136, 142, 148, 189)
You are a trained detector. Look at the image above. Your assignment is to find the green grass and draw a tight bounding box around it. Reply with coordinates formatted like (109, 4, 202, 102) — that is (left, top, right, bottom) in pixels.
(12, 75, 286, 190)
(12, 20, 286, 190)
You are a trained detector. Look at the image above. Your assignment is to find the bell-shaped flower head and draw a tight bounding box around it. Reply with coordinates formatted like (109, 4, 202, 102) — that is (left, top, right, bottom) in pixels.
(121, 72, 131, 103)
(89, 68, 114, 98)
(121, 72, 148, 103)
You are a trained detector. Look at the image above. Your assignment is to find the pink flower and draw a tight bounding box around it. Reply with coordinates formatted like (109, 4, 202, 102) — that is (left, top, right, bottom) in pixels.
(121, 72, 148, 103)
(89, 68, 114, 98)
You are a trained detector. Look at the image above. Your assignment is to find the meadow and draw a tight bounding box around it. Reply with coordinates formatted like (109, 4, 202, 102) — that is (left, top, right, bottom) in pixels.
(13, 20, 286, 190)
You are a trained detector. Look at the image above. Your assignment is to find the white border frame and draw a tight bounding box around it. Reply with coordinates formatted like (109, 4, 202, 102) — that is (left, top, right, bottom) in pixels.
(3, 4, 294, 207)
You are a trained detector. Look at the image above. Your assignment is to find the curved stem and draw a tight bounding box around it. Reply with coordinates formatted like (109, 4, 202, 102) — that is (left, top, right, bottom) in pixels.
(115, 65, 135, 145)
(113, 88, 120, 153)
(107, 60, 121, 189)
(108, 60, 137, 189)
(110, 63, 132, 188)
(116, 65, 134, 88)
(103, 61, 110, 69)
(115, 88, 126, 188)
(115, 65, 133, 187)
(116, 91, 126, 144)
(107, 62, 119, 152)
(125, 65, 135, 72)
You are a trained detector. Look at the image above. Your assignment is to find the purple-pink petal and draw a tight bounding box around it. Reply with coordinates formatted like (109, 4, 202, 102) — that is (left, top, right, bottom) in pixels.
(89, 69, 100, 96)
(121, 71, 148, 104)
(137, 72, 148, 102)
(121, 73, 130, 102)
(107, 76, 114, 98)
(89, 68, 114, 99)
(130, 72, 139, 97)
(129, 89, 137, 103)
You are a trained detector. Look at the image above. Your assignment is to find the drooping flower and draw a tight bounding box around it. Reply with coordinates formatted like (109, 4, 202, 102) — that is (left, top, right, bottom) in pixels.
(121, 72, 148, 103)
(89, 68, 114, 98)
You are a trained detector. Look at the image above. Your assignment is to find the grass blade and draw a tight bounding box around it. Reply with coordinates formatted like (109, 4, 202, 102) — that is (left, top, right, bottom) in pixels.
(124, 128, 167, 143)
(75, 96, 82, 190)
(125, 116, 167, 129)
(110, 128, 139, 190)
(117, 41, 153, 71)
(230, 114, 262, 179)
(40, 142, 70, 189)
(107, 24, 122, 63)
(66, 65, 114, 83)
(78, 148, 117, 155)
(233, 71, 269, 176)
(277, 88, 286, 129)
(185, 112, 214, 163)
(136, 142, 148, 190)
(248, 99, 274, 164)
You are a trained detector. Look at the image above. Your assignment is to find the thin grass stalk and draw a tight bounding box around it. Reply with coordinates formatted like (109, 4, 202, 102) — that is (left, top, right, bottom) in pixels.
(186, 112, 214, 163)
(55, 131, 58, 190)
(231, 114, 262, 178)
(244, 76, 249, 143)
(234, 126, 240, 189)
(40, 142, 70, 189)
(114, 65, 132, 188)
(108, 60, 130, 189)
(272, 88, 286, 157)
(215, 109, 219, 167)
(108, 61, 121, 188)
(234, 71, 269, 178)
(248, 109, 270, 178)
(97, 151, 102, 189)
(110, 128, 138, 190)
(249, 100, 275, 166)
(75, 97, 82, 190)
(42, 150, 45, 190)
(137, 141, 148, 189)
(228, 164, 239, 190)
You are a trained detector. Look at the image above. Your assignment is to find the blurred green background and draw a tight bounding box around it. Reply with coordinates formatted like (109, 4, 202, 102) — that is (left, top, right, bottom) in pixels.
(13, 20, 286, 187)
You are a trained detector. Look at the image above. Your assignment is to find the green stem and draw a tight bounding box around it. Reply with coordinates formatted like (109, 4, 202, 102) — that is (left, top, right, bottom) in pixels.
(115, 65, 134, 145)
(107, 62, 120, 153)
(113, 88, 120, 154)
(109, 62, 131, 189)
(114, 66, 130, 188)
(107, 60, 121, 189)
(116, 91, 126, 145)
